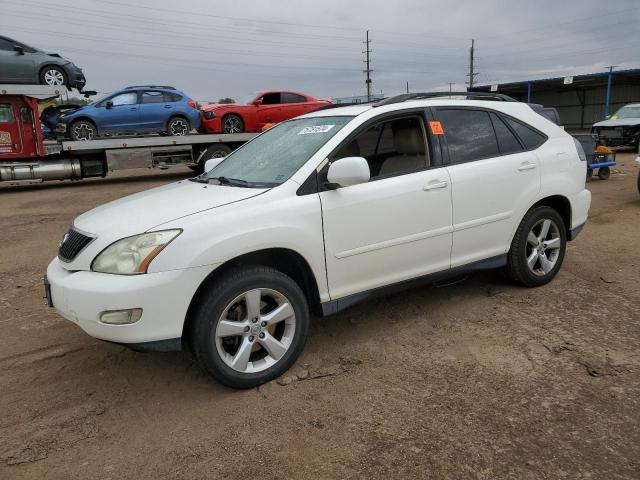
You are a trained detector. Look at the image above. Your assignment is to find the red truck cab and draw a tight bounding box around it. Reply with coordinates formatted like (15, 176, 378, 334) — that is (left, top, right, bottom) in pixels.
(0, 94, 43, 159)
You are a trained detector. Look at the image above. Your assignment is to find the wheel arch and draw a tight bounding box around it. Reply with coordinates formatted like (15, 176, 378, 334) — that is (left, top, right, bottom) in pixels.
(67, 116, 100, 136)
(39, 63, 67, 82)
(531, 195, 572, 239)
(182, 247, 322, 346)
(166, 113, 190, 129)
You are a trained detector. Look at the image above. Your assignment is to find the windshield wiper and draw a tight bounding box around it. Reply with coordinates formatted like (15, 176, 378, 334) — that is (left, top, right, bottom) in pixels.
(208, 176, 252, 188)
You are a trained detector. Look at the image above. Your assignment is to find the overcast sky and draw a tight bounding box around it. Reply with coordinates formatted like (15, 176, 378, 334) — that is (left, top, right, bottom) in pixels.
(2, 0, 638, 102)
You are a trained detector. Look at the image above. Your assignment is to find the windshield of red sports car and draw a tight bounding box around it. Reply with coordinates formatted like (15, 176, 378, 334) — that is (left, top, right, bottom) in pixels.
(200, 116, 353, 187)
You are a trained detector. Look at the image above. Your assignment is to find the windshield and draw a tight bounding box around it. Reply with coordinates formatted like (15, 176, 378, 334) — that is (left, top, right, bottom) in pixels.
(203, 116, 352, 186)
(613, 106, 640, 119)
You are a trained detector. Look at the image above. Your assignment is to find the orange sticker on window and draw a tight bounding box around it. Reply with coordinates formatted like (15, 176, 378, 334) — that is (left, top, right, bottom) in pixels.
(429, 121, 444, 135)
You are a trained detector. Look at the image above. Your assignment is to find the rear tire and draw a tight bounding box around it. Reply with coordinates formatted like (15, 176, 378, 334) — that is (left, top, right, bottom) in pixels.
(190, 265, 310, 389)
(68, 119, 97, 141)
(506, 206, 566, 287)
(167, 116, 190, 136)
(39, 65, 67, 87)
(222, 114, 244, 134)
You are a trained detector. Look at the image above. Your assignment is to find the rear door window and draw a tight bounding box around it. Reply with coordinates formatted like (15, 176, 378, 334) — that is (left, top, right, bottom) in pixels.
(490, 112, 523, 155)
(141, 91, 165, 104)
(438, 109, 499, 164)
(503, 117, 547, 150)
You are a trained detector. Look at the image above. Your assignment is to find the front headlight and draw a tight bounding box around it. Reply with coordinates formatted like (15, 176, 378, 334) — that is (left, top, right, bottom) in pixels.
(203, 111, 216, 120)
(91, 229, 181, 275)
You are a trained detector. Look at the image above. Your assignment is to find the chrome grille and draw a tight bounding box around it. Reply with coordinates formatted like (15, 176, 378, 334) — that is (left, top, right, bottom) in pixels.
(58, 228, 94, 262)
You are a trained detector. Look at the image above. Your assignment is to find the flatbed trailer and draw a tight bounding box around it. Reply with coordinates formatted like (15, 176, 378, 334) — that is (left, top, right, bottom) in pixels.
(0, 85, 257, 186)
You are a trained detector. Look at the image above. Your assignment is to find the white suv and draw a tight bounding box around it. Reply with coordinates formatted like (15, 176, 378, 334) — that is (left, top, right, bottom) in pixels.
(46, 94, 591, 388)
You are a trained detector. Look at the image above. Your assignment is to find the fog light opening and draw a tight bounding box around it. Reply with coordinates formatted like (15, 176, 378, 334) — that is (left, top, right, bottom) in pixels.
(99, 308, 143, 325)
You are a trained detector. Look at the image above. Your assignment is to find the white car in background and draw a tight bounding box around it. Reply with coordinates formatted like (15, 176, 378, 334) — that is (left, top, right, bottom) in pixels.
(46, 93, 591, 388)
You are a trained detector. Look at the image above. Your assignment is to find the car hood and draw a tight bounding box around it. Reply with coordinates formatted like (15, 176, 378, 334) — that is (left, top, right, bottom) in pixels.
(593, 118, 640, 127)
(73, 179, 267, 238)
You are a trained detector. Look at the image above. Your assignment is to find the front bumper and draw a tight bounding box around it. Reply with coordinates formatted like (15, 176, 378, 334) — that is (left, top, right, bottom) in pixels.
(65, 65, 86, 90)
(593, 128, 639, 147)
(46, 257, 214, 345)
(199, 116, 223, 134)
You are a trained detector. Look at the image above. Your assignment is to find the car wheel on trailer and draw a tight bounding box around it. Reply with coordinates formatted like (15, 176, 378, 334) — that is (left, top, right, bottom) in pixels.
(167, 116, 190, 136)
(505, 206, 566, 288)
(39, 66, 67, 87)
(190, 265, 309, 389)
(69, 120, 97, 141)
(192, 144, 233, 172)
(222, 114, 244, 134)
(597, 166, 611, 180)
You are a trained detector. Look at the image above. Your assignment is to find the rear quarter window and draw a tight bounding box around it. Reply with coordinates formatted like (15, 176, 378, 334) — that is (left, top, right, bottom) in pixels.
(503, 117, 547, 150)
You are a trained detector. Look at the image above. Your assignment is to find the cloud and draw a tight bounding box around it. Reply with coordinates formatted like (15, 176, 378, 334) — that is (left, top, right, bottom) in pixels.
(1, 0, 638, 100)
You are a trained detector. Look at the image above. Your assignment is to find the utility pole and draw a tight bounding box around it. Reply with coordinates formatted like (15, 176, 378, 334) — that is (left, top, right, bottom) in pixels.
(604, 65, 617, 119)
(363, 30, 373, 102)
(406, 81, 409, 93)
(448, 82, 454, 93)
(466, 39, 478, 90)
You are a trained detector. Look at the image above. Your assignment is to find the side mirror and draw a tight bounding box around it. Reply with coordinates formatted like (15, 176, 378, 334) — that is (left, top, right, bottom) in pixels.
(605, 114, 611, 120)
(204, 157, 225, 172)
(13, 45, 24, 55)
(105, 101, 113, 109)
(326, 157, 370, 189)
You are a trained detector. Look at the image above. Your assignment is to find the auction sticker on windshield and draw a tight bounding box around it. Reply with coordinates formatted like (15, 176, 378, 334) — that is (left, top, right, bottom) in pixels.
(298, 125, 335, 135)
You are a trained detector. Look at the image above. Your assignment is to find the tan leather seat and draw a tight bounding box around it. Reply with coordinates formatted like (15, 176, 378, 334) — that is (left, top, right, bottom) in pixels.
(379, 128, 426, 176)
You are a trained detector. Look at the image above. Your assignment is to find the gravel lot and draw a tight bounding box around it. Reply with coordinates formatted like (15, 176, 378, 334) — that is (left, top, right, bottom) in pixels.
(1, 154, 639, 479)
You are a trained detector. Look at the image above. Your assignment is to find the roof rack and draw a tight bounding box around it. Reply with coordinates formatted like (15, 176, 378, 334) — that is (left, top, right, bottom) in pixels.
(123, 85, 176, 90)
(374, 91, 517, 107)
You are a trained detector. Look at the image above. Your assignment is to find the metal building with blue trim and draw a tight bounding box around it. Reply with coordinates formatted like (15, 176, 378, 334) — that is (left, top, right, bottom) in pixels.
(471, 68, 640, 130)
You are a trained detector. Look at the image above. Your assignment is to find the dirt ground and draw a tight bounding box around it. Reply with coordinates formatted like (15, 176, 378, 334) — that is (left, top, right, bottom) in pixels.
(1, 155, 639, 480)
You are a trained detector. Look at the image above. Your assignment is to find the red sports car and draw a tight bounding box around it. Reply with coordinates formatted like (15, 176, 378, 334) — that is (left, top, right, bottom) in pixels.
(199, 91, 331, 134)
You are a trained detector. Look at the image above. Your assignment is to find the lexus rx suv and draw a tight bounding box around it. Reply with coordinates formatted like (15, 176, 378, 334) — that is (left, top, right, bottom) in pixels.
(46, 93, 591, 388)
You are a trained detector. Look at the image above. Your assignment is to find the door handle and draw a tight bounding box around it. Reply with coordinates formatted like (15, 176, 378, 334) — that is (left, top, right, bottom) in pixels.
(423, 180, 448, 191)
(130, 107, 137, 111)
(518, 162, 536, 171)
(164, 105, 172, 108)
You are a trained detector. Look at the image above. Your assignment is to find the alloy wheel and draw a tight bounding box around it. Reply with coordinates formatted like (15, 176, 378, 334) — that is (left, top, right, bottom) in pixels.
(214, 288, 296, 374)
(223, 117, 242, 133)
(44, 69, 65, 86)
(525, 218, 561, 276)
(169, 119, 188, 136)
(72, 123, 95, 141)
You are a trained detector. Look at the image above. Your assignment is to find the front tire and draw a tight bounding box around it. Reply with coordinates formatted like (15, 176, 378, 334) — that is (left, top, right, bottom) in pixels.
(68, 120, 97, 141)
(506, 206, 566, 287)
(190, 265, 310, 389)
(222, 114, 244, 134)
(40, 66, 67, 87)
(167, 116, 190, 136)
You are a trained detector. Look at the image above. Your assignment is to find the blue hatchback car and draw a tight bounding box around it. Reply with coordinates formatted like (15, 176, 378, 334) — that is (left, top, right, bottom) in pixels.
(57, 85, 201, 141)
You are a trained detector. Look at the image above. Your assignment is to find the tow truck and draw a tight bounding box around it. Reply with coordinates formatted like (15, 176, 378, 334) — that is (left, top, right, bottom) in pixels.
(0, 85, 256, 186)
